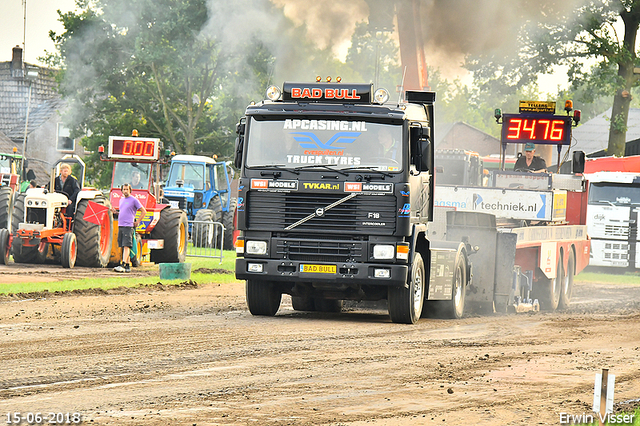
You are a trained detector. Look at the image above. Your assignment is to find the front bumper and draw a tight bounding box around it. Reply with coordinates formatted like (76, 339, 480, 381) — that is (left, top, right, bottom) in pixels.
(236, 258, 409, 287)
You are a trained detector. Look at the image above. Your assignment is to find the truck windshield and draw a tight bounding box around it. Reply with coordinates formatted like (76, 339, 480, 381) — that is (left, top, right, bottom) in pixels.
(589, 182, 640, 205)
(245, 118, 403, 172)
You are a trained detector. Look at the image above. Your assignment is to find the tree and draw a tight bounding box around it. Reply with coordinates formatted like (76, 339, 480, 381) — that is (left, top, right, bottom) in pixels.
(467, 0, 640, 157)
(345, 21, 402, 92)
(49, 0, 280, 186)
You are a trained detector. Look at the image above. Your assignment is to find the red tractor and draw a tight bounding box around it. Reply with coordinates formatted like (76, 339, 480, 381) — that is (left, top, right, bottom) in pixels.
(99, 133, 188, 265)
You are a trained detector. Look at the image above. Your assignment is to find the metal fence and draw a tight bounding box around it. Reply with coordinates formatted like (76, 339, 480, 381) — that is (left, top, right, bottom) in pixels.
(186, 220, 225, 263)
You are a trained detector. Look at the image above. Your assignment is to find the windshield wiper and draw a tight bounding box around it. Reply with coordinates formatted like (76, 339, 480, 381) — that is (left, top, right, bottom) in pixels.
(596, 200, 616, 206)
(256, 164, 300, 176)
(293, 164, 348, 176)
(341, 166, 393, 178)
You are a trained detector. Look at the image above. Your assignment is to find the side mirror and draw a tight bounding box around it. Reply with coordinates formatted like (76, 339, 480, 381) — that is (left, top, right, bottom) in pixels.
(572, 151, 585, 174)
(420, 137, 431, 171)
(234, 136, 243, 169)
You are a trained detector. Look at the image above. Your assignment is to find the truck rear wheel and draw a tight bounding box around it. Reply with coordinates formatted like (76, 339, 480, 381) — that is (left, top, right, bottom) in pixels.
(192, 208, 215, 248)
(246, 280, 281, 316)
(314, 298, 343, 313)
(61, 232, 77, 268)
(388, 252, 425, 324)
(535, 256, 563, 311)
(150, 208, 188, 263)
(291, 296, 316, 311)
(445, 252, 467, 319)
(222, 198, 237, 250)
(558, 251, 574, 310)
(0, 228, 9, 264)
(74, 198, 113, 267)
(0, 186, 12, 230)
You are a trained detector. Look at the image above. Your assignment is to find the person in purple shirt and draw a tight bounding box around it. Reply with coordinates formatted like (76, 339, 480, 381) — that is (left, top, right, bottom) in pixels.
(114, 183, 147, 273)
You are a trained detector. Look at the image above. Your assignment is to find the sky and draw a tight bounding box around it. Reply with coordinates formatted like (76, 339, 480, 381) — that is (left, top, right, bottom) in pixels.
(0, 0, 570, 94)
(0, 0, 77, 65)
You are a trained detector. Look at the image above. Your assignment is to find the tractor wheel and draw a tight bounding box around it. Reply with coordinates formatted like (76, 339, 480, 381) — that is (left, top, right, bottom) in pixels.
(0, 186, 12, 230)
(10, 193, 25, 235)
(73, 198, 114, 268)
(11, 237, 47, 264)
(222, 197, 237, 250)
(61, 232, 77, 268)
(209, 195, 223, 225)
(150, 208, 188, 263)
(0, 228, 10, 264)
(192, 208, 216, 248)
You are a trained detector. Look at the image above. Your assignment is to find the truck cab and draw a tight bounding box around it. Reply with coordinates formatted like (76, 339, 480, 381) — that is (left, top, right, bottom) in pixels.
(234, 81, 470, 323)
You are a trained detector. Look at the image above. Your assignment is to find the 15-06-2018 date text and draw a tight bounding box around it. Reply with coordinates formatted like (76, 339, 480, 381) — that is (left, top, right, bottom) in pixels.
(5, 413, 82, 425)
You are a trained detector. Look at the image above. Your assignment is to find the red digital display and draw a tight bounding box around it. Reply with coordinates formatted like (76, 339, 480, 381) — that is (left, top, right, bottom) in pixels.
(501, 114, 572, 145)
(108, 136, 160, 160)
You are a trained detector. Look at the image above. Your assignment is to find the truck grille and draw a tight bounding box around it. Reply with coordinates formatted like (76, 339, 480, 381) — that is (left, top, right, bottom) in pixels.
(275, 238, 364, 262)
(247, 192, 396, 234)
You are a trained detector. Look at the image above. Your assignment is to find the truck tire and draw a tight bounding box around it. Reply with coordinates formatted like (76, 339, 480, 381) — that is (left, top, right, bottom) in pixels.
(192, 208, 215, 248)
(150, 208, 188, 263)
(74, 198, 113, 268)
(534, 256, 563, 311)
(61, 232, 77, 268)
(0, 228, 10, 264)
(0, 186, 12, 230)
(11, 193, 25, 235)
(314, 298, 343, 313)
(388, 252, 425, 324)
(222, 197, 237, 250)
(291, 296, 316, 311)
(558, 250, 575, 310)
(444, 251, 467, 319)
(246, 280, 281, 316)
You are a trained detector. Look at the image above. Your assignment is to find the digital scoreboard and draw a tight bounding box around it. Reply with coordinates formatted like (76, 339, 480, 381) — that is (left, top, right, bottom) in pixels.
(501, 114, 572, 146)
(108, 136, 160, 161)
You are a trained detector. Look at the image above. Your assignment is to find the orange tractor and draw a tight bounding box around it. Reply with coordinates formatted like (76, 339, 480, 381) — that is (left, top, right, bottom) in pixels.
(0, 155, 112, 267)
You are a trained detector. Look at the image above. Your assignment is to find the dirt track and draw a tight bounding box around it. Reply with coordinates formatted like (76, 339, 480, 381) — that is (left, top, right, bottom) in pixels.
(0, 266, 639, 425)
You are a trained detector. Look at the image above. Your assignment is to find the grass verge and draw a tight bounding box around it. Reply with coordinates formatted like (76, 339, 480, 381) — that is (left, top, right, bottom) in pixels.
(0, 251, 239, 295)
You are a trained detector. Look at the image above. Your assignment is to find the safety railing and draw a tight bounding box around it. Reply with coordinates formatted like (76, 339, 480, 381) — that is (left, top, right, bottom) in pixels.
(187, 220, 224, 263)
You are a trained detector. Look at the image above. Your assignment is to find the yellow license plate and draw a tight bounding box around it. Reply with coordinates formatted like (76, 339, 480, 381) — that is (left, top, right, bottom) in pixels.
(300, 264, 336, 274)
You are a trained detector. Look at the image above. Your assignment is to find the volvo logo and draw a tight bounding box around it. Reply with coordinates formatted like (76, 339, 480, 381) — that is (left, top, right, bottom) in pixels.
(315, 207, 325, 217)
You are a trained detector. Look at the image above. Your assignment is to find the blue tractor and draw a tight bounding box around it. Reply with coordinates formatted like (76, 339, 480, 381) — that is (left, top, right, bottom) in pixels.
(162, 155, 236, 249)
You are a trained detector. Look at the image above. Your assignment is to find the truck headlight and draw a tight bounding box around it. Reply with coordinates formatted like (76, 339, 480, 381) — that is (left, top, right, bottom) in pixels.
(373, 244, 395, 260)
(246, 240, 267, 255)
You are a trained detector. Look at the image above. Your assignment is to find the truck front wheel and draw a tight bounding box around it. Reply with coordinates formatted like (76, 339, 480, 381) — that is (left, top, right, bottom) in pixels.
(388, 252, 425, 324)
(246, 280, 281, 316)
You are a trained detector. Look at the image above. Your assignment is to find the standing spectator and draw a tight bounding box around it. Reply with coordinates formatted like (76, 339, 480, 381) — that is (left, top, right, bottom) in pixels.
(114, 183, 147, 273)
(54, 163, 81, 216)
